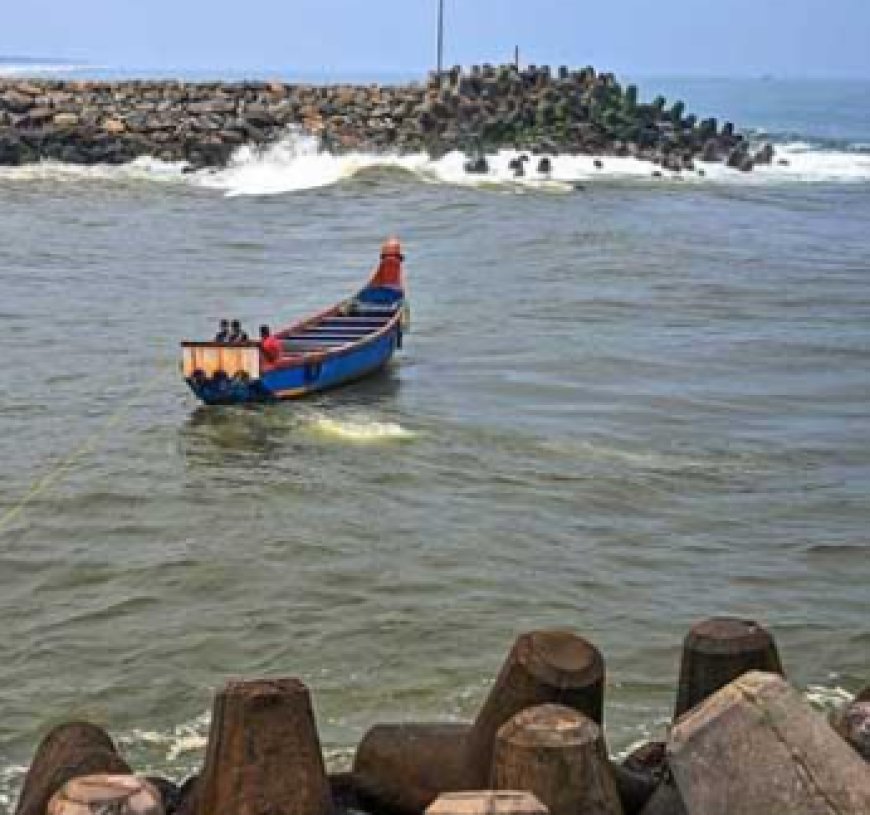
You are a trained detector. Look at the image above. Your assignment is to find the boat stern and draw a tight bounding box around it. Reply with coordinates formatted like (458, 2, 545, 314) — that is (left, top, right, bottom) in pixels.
(180, 342, 268, 404)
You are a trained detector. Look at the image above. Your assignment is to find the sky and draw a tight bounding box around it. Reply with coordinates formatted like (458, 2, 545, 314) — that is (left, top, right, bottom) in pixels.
(3, 0, 869, 79)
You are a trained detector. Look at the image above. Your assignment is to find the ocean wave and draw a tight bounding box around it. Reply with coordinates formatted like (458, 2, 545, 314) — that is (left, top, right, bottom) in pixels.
(193, 131, 870, 194)
(1, 130, 869, 192)
(0, 62, 92, 77)
(0, 156, 188, 184)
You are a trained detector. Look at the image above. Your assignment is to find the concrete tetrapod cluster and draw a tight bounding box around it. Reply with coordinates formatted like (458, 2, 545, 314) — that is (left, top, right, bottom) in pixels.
(12, 620, 870, 815)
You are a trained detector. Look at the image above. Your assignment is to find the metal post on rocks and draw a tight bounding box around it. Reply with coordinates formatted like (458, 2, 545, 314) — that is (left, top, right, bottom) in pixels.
(437, 0, 445, 75)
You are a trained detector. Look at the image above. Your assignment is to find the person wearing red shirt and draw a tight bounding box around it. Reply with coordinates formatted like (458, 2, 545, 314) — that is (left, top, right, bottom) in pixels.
(258, 324, 282, 367)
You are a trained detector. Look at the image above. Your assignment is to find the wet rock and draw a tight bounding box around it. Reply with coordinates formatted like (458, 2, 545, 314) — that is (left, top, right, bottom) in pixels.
(508, 157, 525, 177)
(464, 155, 489, 174)
(662, 153, 682, 173)
(726, 147, 747, 169)
(754, 142, 775, 164)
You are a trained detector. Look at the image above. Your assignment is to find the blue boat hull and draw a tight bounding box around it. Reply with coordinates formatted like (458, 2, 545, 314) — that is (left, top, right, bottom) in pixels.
(186, 324, 402, 405)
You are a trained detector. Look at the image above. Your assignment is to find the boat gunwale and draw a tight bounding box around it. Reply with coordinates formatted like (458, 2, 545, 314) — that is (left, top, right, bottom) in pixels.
(270, 305, 402, 369)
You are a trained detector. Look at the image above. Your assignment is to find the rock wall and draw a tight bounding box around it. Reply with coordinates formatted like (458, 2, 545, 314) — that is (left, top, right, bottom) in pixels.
(0, 64, 771, 170)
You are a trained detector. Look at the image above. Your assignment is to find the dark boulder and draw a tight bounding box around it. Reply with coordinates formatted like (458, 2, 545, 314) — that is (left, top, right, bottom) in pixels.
(726, 146, 747, 169)
(508, 157, 524, 176)
(662, 153, 682, 173)
(464, 155, 489, 174)
(145, 777, 182, 815)
(700, 138, 719, 162)
(0, 132, 24, 164)
(754, 142, 775, 164)
(0, 90, 34, 113)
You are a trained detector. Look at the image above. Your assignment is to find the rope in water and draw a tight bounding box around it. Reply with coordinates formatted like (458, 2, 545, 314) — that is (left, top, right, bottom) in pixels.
(0, 366, 170, 537)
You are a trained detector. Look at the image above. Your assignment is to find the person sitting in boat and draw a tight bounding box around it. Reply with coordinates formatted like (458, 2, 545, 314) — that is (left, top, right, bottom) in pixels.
(228, 319, 249, 343)
(369, 237, 404, 290)
(258, 324, 282, 365)
(214, 319, 230, 343)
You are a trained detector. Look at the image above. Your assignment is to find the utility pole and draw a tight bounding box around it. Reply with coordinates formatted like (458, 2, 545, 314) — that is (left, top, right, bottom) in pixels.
(437, 0, 445, 75)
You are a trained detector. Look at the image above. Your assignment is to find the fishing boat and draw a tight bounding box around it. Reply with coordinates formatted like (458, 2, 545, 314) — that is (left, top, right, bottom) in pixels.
(181, 238, 409, 405)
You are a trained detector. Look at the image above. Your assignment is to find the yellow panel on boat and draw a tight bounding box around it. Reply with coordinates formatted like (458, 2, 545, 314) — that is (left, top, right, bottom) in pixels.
(181, 343, 261, 379)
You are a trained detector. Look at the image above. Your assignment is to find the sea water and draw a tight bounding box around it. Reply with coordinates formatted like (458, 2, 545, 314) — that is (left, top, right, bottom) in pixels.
(0, 76, 868, 807)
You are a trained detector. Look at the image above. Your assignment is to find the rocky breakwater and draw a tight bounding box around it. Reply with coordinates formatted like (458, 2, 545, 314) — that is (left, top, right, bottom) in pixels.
(10, 617, 870, 815)
(0, 65, 776, 172)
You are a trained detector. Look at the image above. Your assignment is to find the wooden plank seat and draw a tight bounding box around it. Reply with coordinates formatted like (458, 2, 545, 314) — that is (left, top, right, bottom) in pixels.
(352, 308, 397, 318)
(320, 318, 389, 327)
(300, 326, 375, 333)
(287, 331, 371, 340)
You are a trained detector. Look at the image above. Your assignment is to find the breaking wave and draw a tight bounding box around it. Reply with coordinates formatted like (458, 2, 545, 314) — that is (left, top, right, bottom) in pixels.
(1, 130, 869, 193)
(0, 61, 92, 77)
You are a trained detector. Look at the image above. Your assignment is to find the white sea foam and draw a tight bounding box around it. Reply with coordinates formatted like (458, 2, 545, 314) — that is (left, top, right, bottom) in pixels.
(1, 129, 869, 191)
(193, 130, 870, 194)
(116, 710, 211, 761)
(805, 683, 855, 712)
(0, 155, 188, 184)
(0, 62, 91, 77)
(308, 414, 416, 443)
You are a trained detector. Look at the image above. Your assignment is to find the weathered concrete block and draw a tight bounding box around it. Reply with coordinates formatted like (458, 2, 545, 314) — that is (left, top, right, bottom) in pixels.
(669, 671, 870, 815)
(47, 775, 162, 815)
(15, 722, 132, 815)
(492, 704, 622, 815)
(831, 698, 870, 762)
(352, 723, 472, 815)
(196, 678, 333, 815)
(674, 617, 782, 717)
(466, 630, 605, 786)
(426, 791, 548, 815)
